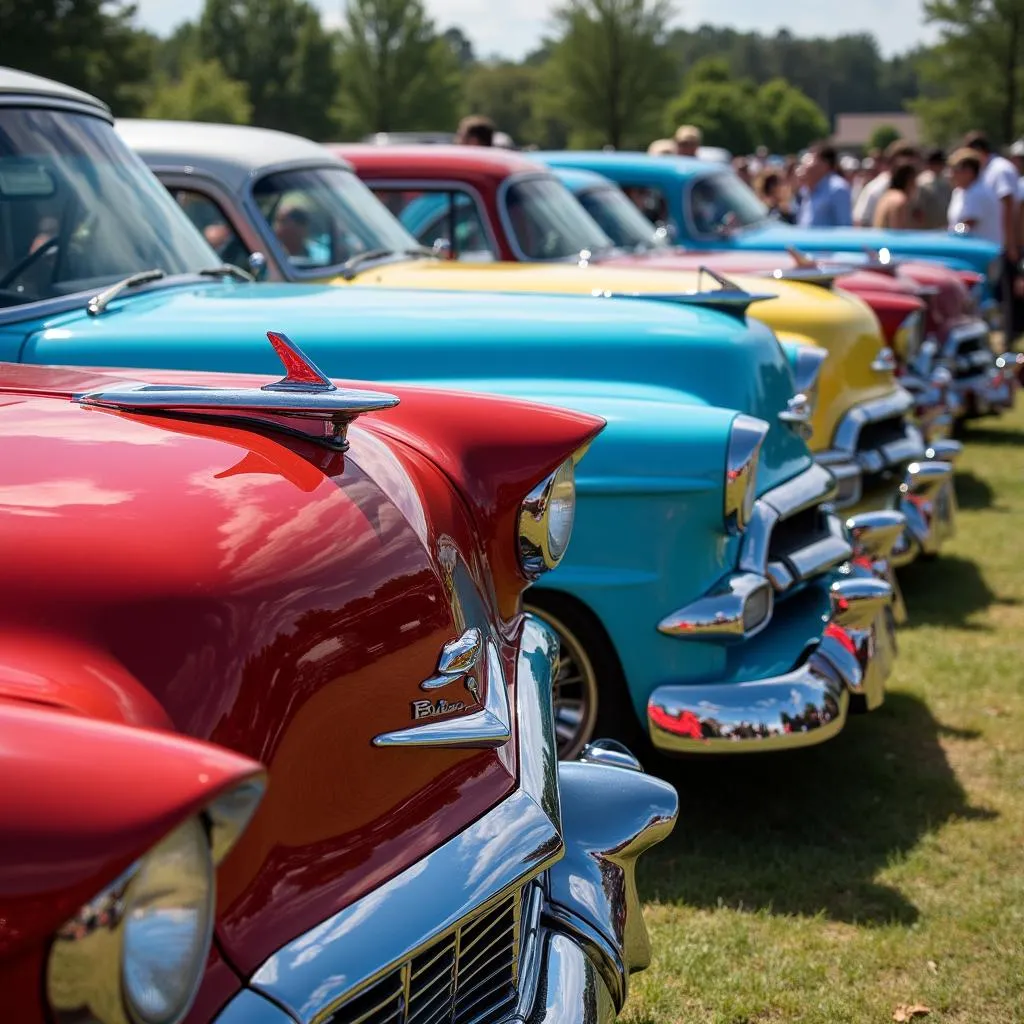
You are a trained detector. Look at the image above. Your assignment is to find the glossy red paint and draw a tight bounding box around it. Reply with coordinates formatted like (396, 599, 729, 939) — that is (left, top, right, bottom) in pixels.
(0, 699, 261, 960)
(840, 291, 926, 345)
(0, 361, 601, 980)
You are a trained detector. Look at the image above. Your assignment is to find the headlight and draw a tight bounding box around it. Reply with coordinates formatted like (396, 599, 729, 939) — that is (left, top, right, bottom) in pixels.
(724, 415, 769, 535)
(892, 310, 923, 362)
(519, 457, 576, 579)
(48, 780, 263, 1024)
(122, 818, 215, 1024)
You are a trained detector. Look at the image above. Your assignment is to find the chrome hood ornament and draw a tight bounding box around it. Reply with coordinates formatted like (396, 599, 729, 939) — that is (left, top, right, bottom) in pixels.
(75, 331, 398, 450)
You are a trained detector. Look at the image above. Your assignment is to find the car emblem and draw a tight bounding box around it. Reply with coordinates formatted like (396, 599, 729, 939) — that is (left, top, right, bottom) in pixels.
(373, 628, 511, 749)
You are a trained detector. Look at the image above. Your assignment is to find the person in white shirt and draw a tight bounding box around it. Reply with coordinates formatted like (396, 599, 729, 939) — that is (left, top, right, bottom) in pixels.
(963, 131, 1021, 341)
(948, 149, 1001, 244)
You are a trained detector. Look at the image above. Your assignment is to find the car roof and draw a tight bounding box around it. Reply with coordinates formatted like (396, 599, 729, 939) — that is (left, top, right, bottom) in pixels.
(333, 144, 550, 181)
(536, 151, 713, 180)
(0, 66, 111, 120)
(117, 119, 353, 196)
(549, 166, 618, 192)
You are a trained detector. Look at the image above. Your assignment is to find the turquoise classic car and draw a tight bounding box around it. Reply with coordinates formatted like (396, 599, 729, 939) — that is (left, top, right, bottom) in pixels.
(0, 69, 901, 758)
(536, 152, 1002, 299)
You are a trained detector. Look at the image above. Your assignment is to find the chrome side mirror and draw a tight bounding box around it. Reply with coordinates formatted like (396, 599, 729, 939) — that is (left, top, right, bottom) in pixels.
(431, 237, 452, 259)
(248, 251, 268, 281)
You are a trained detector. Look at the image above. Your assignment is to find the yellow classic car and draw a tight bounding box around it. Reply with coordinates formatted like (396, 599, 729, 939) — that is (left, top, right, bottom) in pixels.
(119, 120, 955, 567)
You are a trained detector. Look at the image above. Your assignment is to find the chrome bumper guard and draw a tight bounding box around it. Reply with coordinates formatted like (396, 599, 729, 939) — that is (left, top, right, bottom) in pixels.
(214, 615, 678, 1024)
(892, 458, 958, 568)
(647, 574, 897, 754)
(931, 321, 1018, 417)
(846, 509, 909, 624)
(815, 388, 923, 509)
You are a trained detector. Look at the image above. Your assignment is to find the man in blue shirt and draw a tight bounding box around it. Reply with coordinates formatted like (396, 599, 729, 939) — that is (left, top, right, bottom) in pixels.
(795, 144, 853, 227)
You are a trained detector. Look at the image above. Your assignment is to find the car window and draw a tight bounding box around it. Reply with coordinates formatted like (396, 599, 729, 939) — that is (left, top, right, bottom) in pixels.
(501, 176, 614, 261)
(171, 188, 250, 271)
(686, 172, 769, 236)
(616, 185, 670, 227)
(377, 188, 497, 262)
(0, 107, 216, 309)
(250, 166, 419, 273)
(575, 186, 670, 251)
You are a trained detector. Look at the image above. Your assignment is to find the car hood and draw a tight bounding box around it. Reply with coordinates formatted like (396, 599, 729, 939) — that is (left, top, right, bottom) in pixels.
(21, 280, 811, 495)
(731, 222, 999, 273)
(0, 363, 521, 975)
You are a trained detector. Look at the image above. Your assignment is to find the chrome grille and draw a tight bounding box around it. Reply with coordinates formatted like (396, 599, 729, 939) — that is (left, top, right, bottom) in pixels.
(325, 891, 521, 1024)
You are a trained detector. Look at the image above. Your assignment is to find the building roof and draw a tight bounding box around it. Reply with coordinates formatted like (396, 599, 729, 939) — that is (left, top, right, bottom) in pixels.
(0, 67, 110, 119)
(117, 120, 350, 196)
(831, 113, 922, 149)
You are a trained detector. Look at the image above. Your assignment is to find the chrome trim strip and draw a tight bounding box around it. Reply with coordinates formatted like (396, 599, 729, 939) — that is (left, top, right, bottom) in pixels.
(421, 627, 483, 689)
(657, 571, 773, 640)
(251, 616, 563, 1023)
(724, 415, 770, 535)
(789, 345, 829, 397)
(767, 513, 852, 590)
(524, 933, 617, 1024)
(831, 388, 915, 452)
(761, 462, 838, 518)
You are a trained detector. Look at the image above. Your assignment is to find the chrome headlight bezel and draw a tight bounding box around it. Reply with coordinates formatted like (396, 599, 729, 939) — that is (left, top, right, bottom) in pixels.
(724, 415, 770, 535)
(519, 457, 577, 580)
(47, 780, 265, 1024)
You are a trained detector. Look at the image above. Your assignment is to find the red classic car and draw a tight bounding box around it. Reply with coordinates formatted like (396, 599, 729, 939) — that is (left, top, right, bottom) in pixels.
(336, 144, 1014, 427)
(0, 332, 677, 1023)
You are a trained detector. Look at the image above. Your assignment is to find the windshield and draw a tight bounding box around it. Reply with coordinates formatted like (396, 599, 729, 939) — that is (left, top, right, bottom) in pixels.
(0, 108, 216, 309)
(251, 166, 420, 273)
(576, 186, 671, 252)
(687, 172, 769, 236)
(502, 175, 614, 261)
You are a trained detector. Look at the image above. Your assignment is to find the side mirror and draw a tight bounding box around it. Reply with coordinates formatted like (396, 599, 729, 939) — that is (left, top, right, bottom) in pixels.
(661, 222, 678, 243)
(248, 251, 268, 281)
(431, 237, 453, 260)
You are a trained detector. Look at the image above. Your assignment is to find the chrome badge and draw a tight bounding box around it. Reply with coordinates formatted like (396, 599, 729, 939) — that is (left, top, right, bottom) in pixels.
(373, 628, 511, 749)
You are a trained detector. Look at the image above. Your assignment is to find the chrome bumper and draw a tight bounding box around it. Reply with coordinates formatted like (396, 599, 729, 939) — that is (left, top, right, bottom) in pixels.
(949, 368, 1016, 417)
(214, 615, 678, 1024)
(647, 574, 897, 754)
(892, 456, 959, 568)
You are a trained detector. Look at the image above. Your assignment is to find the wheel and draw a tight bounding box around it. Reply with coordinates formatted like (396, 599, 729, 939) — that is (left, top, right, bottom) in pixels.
(524, 592, 644, 760)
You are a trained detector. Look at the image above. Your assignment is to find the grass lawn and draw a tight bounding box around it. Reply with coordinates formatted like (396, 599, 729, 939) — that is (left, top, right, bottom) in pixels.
(627, 407, 1024, 1024)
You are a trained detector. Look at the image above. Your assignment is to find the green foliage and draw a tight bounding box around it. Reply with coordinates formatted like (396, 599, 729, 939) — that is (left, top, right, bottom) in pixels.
(463, 63, 545, 147)
(868, 123, 903, 151)
(0, 0, 157, 115)
(665, 73, 760, 154)
(539, 0, 679, 150)
(198, 0, 341, 139)
(336, 0, 462, 138)
(912, 0, 1024, 145)
(757, 78, 831, 154)
(145, 59, 252, 123)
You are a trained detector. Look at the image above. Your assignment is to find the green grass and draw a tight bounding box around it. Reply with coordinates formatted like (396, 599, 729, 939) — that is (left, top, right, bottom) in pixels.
(626, 407, 1024, 1024)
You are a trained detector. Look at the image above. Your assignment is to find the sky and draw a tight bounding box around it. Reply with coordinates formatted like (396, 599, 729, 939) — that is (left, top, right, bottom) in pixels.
(133, 0, 935, 58)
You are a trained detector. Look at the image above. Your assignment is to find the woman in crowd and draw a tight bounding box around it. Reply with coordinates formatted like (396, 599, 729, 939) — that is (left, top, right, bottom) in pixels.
(757, 170, 795, 222)
(872, 162, 919, 229)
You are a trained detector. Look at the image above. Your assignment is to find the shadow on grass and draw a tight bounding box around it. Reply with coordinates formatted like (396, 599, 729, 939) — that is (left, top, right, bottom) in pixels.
(954, 470, 996, 511)
(639, 692, 996, 926)
(897, 554, 1017, 630)
(957, 423, 1024, 447)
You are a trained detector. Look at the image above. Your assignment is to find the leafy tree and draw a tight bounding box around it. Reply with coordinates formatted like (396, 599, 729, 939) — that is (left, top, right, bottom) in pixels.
(464, 63, 542, 146)
(757, 78, 831, 153)
(0, 0, 157, 115)
(664, 59, 761, 154)
(155, 22, 201, 79)
(443, 26, 476, 69)
(198, 0, 340, 139)
(145, 59, 252, 124)
(912, 0, 1024, 144)
(336, 0, 462, 137)
(539, 0, 679, 150)
(868, 123, 903, 151)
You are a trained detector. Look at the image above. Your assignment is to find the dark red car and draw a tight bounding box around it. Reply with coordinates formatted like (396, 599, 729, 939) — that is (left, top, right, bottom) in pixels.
(0, 332, 677, 1023)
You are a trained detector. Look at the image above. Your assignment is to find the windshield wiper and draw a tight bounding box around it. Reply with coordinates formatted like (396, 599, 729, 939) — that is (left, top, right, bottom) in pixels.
(87, 269, 166, 316)
(199, 264, 254, 282)
(339, 248, 396, 279)
(403, 246, 443, 261)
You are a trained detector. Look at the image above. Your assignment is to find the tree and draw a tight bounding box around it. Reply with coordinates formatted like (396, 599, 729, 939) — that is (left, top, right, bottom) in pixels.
(664, 59, 761, 154)
(757, 78, 831, 153)
(336, 0, 462, 137)
(443, 26, 476, 69)
(145, 59, 252, 124)
(464, 63, 541, 146)
(868, 123, 903, 151)
(198, 0, 340, 139)
(539, 0, 679, 150)
(912, 0, 1024, 144)
(0, 0, 157, 115)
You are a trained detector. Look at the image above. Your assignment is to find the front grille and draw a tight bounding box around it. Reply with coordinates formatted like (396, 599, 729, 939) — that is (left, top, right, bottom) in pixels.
(856, 415, 910, 452)
(325, 890, 522, 1024)
(768, 503, 830, 565)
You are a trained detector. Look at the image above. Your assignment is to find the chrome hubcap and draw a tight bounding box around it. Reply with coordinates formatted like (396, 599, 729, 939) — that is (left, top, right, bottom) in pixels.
(525, 604, 599, 760)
